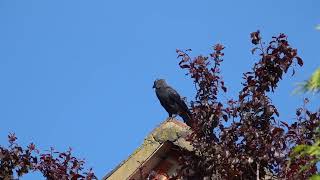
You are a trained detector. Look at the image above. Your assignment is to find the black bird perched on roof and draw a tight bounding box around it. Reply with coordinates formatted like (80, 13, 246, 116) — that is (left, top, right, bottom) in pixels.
(153, 79, 192, 126)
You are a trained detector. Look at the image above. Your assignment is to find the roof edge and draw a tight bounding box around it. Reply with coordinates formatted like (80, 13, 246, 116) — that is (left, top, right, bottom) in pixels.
(103, 118, 192, 180)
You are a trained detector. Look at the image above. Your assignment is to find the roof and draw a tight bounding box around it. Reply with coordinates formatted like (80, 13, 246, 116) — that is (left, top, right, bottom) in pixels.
(103, 118, 192, 180)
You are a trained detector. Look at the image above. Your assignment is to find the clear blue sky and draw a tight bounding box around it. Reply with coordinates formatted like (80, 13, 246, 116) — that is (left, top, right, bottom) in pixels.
(0, 0, 319, 179)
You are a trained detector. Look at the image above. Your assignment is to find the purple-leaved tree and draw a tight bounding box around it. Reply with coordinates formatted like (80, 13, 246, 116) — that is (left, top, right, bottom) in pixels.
(0, 133, 97, 180)
(173, 31, 319, 179)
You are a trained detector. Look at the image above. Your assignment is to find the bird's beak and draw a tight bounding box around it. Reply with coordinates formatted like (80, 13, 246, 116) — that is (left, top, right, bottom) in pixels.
(152, 84, 155, 88)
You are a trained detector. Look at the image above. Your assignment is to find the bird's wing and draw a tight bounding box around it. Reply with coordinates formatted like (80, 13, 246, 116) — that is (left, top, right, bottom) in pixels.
(155, 89, 175, 115)
(166, 87, 189, 112)
(166, 86, 192, 124)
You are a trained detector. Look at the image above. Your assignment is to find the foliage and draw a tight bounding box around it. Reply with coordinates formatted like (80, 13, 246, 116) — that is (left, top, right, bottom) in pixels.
(0, 133, 97, 180)
(295, 67, 320, 93)
(291, 114, 320, 179)
(292, 140, 320, 178)
(175, 31, 320, 179)
(292, 46, 320, 178)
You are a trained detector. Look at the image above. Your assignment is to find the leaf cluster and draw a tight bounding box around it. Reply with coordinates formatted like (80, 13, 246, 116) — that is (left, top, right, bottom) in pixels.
(175, 31, 319, 179)
(0, 133, 97, 180)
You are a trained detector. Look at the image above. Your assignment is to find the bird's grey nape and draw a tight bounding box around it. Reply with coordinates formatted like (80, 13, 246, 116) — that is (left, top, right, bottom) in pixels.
(153, 79, 167, 89)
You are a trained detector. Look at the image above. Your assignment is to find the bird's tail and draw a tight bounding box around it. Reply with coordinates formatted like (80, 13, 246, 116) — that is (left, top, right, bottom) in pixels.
(180, 111, 192, 127)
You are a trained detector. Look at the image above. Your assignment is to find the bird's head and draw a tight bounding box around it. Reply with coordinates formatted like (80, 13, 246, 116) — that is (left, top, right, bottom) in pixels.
(153, 79, 167, 89)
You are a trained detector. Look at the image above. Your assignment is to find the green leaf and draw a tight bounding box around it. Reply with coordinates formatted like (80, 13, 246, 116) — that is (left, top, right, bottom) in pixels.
(310, 174, 320, 180)
(293, 144, 307, 154)
(294, 67, 320, 94)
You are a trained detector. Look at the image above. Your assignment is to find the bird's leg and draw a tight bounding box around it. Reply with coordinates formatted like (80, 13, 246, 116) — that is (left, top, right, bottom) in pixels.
(168, 113, 176, 120)
(171, 114, 178, 119)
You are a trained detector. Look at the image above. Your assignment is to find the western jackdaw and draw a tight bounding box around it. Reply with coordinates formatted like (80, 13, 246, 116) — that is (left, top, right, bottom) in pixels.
(153, 79, 191, 126)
